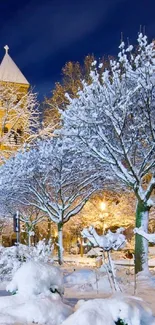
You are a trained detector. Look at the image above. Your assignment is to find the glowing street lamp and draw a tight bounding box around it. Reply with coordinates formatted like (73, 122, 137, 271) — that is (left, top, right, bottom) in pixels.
(99, 201, 106, 234)
(100, 202, 106, 211)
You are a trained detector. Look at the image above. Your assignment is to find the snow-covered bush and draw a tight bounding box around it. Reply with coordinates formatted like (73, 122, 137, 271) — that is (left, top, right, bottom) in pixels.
(0, 245, 23, 281)
(0, 261, 72, 325)
(0, 240, 53, 281)
(7, 260, 64, 296)
(29, 239, 53, 262)
(61, 296, 155, 325)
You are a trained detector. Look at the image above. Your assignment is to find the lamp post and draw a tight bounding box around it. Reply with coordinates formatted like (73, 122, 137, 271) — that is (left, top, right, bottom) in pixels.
(13, 211, 20, 244)
(99, 201, 106, 234)
(13, 211, 20, 258)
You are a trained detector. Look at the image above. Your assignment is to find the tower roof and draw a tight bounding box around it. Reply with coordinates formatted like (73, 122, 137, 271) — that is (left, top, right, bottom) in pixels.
(0, 45, 29, 85)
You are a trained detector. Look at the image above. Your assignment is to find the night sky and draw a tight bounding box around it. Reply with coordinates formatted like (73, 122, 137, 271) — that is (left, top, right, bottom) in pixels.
(0, 0, 154, 100)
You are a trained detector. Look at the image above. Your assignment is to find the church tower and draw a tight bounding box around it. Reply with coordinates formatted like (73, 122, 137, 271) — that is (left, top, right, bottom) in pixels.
(0, 45, 29, 89)
(0, 46, 30, 159)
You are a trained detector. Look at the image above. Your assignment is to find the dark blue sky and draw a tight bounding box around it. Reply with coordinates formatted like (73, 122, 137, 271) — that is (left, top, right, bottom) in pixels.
(0, 0, 154, 100)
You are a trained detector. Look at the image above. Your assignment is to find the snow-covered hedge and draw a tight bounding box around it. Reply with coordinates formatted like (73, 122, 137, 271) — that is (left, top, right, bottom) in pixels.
(0, 240, 53, 281)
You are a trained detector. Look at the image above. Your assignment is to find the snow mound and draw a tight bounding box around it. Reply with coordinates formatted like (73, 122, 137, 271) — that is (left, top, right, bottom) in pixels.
(0, 313, 17, 324)
(64, 269, 111, 293)
(0, 294, 72, 325)
(0, 261, 72, 324)
(0, 293, 72, 325)
(61, 296, 155, 325)
(7, 260, 64, 296)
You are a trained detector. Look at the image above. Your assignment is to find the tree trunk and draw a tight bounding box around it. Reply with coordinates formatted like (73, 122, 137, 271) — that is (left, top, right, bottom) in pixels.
(47, 218, 51, 241)
(135, 200, 150, 274)
(58, 222, 63, 265)
(33, 225, 36, 246)
(28, 233, 31, 247)
(0, 233, 2, 245)
(80, 237, 84, 257)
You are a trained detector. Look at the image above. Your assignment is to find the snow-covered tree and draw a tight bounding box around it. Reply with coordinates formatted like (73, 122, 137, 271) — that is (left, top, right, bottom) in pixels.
(82, 226, 126, 291)
(0, 84, 40, 162)
(0, 216, 10, 245)
(0, 138, 103, 264)
(0, 197, 45, 246)
(19, 207, 45, 247)
(0, 83, 57, 164)
(61, 34, 155, 273)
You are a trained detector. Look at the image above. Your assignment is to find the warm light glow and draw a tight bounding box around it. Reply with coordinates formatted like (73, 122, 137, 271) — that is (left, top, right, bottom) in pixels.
(100, 201, 106, 211)
(53, 229, 58, 237)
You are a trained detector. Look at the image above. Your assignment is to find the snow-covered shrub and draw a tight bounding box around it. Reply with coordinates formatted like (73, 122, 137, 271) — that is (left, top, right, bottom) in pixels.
(0, 240, 53, 281)
(61, 296, 155, 325)
(29, 239, 53, 262)
(0, 245, 23, 281)
(7, 260, 64, 296)
(0, 261, 71, 325)
(115, 320, 127, 325)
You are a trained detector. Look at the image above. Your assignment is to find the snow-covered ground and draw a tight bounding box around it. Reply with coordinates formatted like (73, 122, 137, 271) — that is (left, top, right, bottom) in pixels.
(61, 256, 155, 322)
(0, 258, 155, 324)
(64, 268, 113, 295)
(0, 293, 72, 325)
(61, 295, 155, 325)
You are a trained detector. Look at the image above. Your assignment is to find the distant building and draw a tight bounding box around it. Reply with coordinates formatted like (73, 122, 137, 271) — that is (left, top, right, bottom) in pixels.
(0, 45, 30, 156)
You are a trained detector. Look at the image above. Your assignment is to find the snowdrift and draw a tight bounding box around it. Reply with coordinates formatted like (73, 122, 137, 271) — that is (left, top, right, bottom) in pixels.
(64, 269, 111, 293)
(7, 260, 63, 296)
(0, 261, 72, 324)
(61, 296, 155, 325)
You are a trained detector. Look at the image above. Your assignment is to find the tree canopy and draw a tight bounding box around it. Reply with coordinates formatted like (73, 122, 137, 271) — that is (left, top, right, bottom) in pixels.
(60, 33, 155, 273)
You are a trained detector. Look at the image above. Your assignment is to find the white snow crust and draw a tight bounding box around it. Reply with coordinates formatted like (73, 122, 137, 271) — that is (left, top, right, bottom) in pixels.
(61, 295, 155, 325)
(7, 260, 64, 296)
(64, 269, 111, 293)
(0, 261, 72, 324)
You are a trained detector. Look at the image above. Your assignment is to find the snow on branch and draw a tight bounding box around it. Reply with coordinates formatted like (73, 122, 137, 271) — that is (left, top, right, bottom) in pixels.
(0, 137, 102, 227)
(61, 33, 155, 203)
(81, 226, 126, 251)
(134, 227, 155, 243)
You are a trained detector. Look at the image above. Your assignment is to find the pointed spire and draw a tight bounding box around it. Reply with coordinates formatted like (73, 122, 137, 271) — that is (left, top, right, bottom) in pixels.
(0, 45, 29, 85)
(4, 45, 9, 54)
